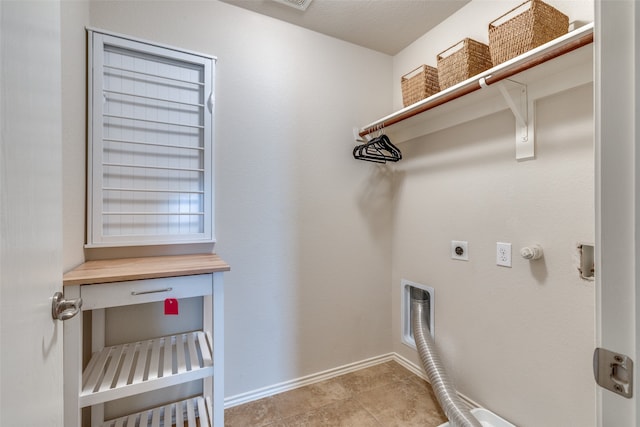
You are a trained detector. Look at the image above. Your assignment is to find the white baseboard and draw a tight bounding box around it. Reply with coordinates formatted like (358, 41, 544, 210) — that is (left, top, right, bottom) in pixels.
(224, 352, 481, 410)
(224, 353, 395, 408)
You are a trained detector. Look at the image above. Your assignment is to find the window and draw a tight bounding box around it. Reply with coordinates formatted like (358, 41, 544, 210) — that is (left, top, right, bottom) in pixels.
(87, 29, 215, 247)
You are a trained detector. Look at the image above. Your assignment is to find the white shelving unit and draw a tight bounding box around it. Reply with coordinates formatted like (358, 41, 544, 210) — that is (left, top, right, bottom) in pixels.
(358, 23, 594, 160)
(63, 254, 229, 427)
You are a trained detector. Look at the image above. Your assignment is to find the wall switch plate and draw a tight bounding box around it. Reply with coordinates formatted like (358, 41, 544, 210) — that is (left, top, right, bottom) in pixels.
(451, 240, 469, 261)
(497, 242, 512, 267)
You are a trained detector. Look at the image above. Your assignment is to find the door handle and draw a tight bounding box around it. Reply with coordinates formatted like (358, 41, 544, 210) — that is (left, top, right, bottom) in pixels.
(51, 291, 82, 321)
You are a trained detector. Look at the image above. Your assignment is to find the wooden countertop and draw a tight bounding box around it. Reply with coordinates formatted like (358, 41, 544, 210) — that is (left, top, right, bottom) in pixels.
(63, 254, 230, 286)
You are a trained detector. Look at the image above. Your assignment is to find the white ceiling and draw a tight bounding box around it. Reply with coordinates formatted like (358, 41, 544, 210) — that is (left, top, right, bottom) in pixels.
(220, 0, 471, 55)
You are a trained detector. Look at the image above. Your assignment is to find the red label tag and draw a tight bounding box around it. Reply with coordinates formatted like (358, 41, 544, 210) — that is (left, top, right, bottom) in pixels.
(164, 298, 179, 315)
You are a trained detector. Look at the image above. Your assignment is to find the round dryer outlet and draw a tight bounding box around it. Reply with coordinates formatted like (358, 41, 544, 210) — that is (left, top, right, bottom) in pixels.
(451, 240, 468, 261)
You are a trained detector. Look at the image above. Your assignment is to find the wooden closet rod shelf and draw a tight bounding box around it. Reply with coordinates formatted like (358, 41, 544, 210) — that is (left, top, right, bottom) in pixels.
(359, 23, 594, 140)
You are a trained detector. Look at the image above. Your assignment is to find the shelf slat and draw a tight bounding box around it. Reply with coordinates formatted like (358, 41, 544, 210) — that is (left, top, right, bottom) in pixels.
(101, 396, 212, 427)
(80, 331, 213, 407)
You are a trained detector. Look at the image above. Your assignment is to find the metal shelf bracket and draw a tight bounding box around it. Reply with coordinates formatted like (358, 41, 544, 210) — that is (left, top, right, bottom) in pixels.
(483, 78, 534, 160)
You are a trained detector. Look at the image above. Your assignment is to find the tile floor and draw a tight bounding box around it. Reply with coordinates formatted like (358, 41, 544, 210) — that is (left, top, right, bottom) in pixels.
(224, 361, 447, 427)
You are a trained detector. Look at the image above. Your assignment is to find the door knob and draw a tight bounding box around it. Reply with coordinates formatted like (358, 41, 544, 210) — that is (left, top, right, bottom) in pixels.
(51, 291, 82, 321)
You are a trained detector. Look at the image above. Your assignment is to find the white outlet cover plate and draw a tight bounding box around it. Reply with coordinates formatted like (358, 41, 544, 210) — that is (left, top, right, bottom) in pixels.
(451, 240, 468, 261)
(496, 242, 512, 267)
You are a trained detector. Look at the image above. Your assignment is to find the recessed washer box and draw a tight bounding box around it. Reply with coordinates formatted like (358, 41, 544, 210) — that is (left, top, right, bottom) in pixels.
(401, 279, 434, 350)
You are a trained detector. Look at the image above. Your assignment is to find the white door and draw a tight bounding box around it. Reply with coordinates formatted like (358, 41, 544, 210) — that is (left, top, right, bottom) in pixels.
(0, 1, 65, 426)
(595, 0, 638, 426)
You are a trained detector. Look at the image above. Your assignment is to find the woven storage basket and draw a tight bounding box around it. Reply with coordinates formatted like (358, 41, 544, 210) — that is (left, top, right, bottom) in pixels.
(489, 0, 568, 65)
(437, 38, 492, 90)
(401, 65, 440, 107)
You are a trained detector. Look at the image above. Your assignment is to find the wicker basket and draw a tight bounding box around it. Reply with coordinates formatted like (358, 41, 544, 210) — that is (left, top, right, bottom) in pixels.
(437, 38, 492, 90)
(489, 0, 569, 65)
(401, 65, 440, 107)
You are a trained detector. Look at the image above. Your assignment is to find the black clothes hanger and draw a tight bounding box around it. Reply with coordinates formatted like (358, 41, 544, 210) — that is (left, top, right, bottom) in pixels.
(353, 134, 402, 163)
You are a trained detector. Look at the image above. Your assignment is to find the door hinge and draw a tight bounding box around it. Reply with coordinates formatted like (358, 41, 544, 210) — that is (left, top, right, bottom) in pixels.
(593, 347, 633, 398)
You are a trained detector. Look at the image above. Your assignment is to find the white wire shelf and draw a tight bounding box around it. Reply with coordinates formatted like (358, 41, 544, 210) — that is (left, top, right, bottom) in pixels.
(80, 331, 213, 407)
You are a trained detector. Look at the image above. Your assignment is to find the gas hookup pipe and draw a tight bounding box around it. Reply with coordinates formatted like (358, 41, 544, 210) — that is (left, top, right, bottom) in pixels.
(411, 288, 482, 427)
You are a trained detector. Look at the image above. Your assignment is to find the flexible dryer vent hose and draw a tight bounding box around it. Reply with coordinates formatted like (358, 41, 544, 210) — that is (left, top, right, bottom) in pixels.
(411, 288, 482, 427)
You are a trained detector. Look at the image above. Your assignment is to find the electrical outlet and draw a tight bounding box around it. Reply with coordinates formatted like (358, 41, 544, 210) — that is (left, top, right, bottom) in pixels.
(451, 240, 468, 261)
(496, 242, 512, 267)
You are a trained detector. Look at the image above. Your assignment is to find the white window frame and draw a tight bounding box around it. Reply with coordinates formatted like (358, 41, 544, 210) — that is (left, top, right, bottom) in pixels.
(86, 29, 215, 247)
